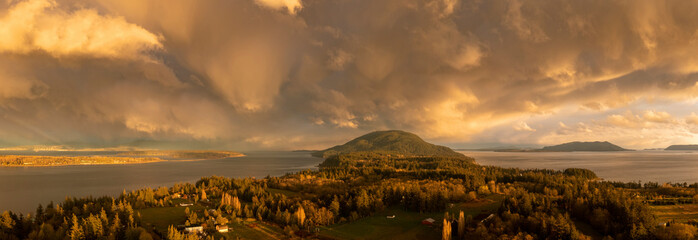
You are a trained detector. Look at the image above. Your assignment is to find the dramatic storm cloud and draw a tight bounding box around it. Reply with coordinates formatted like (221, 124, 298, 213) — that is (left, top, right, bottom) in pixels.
(1, 0, 698, 150)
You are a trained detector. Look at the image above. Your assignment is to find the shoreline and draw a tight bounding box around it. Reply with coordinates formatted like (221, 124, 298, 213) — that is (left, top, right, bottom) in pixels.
(0, 158, 165, 168)
(164, 153, 246, 162)
(0, 153, 246, 168)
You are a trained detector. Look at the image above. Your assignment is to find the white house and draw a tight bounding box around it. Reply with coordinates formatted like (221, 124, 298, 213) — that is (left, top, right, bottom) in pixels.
(216, 225, 229, 233)
(185, 226, 203, 233)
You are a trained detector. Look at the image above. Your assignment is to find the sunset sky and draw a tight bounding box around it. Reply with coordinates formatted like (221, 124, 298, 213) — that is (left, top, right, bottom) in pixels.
(1, 0, 698, 150)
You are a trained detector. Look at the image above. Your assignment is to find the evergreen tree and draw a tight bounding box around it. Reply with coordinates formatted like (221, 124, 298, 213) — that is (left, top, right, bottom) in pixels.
(442, 218, 452, 240)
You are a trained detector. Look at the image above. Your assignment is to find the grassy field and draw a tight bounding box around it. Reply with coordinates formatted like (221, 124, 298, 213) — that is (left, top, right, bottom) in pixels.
(318, 194, 504, 240)
(651, 204, 698, 223)
(221, 219, 286, 240)
(138, 201, 286, 239)
(138, 204, 206, 234)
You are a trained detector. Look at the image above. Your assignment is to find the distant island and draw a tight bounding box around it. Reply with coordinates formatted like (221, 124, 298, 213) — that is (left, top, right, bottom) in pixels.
(487, 141, 630, 152)
(117, 150, 244, 160)
(313, 130, 465, 158)
(540, 141, 629, 152)
(665, 145, 698, 150)
(0, 150, 244, 167)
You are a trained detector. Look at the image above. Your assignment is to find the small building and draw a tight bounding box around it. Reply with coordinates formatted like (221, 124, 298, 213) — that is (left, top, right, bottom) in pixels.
(216, 225, 229, 233)
(386, 215, 396, 219)
(480, 214, 495, 223)
(180, 203, 193, 207)
(185, 226, 203, 233)
(421, 218, 435, 225)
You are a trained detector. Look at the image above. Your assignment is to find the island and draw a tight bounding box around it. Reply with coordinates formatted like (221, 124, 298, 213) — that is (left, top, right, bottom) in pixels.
(117, 150, 244, 160)
(0, 150, 244, 167)
(312, 130, 465, 158)
(490, 141, 630, 152)
(665, 145, 698, 150)
(315, 130, 473, 168)
(539, 141, 629, 152)
(0, 155, 162, 167)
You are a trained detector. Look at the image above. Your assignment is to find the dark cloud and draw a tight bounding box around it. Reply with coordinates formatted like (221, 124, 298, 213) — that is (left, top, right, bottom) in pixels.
(1, 0, 698, 149)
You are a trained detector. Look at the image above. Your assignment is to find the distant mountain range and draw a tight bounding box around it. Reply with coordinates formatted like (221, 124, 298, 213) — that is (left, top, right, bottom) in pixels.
(313, 130, 465, 158)
(665, 145, 698, 150)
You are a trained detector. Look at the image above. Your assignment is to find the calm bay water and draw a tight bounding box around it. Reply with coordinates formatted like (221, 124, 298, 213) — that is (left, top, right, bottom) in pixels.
(3, 150, 697, 214)
(461, 150, 698, 184)
(0, 151, 323, 213)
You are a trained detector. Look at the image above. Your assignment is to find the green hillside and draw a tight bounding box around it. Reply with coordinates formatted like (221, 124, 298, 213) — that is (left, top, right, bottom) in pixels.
(541, 141, 628, 152)
(313, 130, 465, 158)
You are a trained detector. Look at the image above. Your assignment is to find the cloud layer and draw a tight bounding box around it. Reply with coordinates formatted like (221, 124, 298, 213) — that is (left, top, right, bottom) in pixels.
(1, 0, 698, 150)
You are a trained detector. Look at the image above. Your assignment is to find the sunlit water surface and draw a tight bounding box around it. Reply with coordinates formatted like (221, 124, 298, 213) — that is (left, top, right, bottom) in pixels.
(461, 150, 698, 184)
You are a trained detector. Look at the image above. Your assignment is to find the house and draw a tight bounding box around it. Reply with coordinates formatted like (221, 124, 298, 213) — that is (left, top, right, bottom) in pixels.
(386, 215, 396, 219)
(185, 226, 203, 233)
(421, 218, 435, 225)
(480, 214, 495, 223)
(216, 225, 229, 233)
(179, 203, 193, 207)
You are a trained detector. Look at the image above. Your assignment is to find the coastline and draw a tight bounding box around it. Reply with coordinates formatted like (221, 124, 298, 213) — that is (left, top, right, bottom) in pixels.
(0, 159, 165, 167)
(165, 153, 246, 162)
(0, 152, 246, 167)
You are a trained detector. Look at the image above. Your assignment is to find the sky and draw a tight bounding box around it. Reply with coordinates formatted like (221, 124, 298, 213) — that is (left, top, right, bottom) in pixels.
(1, 0, 698, 150)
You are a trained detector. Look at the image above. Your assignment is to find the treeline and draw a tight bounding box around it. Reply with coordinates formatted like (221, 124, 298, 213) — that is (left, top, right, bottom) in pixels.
(1, 197, 149, 240)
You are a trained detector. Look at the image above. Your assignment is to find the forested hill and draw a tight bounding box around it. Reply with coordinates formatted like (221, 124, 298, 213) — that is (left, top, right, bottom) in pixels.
(313, 130, 465, 158)
(541, 141, 629, 152)
(665, 144, 698, 150)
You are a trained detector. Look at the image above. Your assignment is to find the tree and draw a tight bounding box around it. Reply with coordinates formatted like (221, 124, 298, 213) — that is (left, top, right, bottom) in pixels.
(215, 215, 228, 225)
(330, 198, 341, 216)
(0, 211, 15, 229)
(187, 213, 198, 226)
(295, 207, 306, 226)
(442, 218, 452, 240)
(69, 214, 84, 240)
(458, 211, 465, 239)
(466, 191, 477, 201)
(201, 189, 207, 201)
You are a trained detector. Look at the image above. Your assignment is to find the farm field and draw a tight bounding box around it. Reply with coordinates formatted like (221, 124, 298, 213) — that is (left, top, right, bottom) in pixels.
(651, 204, 698, 224)
(138, 203, 206, 234)
(318, 194, 503, 240)
(138, 200, 286, 240)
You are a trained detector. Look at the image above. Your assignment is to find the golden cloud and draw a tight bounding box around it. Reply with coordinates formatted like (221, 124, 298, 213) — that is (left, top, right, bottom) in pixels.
(3, 0, 698, 149)
(0, 0, 161, 59)
(254, 0, 302, 14)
